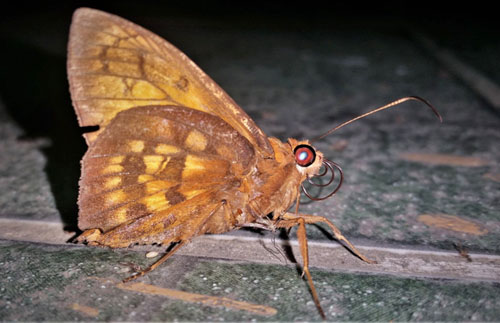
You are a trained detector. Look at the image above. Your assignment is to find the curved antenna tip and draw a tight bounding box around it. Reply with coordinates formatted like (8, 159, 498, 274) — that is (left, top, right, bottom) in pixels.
(312, 96, 442, 141)
(408, 95, 443, 123)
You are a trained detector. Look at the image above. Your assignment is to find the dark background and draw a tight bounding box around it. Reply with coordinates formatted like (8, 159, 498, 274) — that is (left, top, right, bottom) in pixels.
(1, 0, 498, 137)
(0, 0, 498, 229)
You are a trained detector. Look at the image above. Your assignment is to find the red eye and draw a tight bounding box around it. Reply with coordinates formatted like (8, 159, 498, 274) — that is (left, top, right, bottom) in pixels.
(294, 145, 316, 167)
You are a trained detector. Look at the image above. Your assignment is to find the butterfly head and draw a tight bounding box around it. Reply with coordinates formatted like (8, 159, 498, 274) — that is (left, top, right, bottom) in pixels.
(288, 138, 343, 201)
(290, 140, 323, 177)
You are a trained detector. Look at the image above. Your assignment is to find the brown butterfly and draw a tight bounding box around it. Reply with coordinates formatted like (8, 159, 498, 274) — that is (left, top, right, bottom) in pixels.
(68, 8, 441, 319)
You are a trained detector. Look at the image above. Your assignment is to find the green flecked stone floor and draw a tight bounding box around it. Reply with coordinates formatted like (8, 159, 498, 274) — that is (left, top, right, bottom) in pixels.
(0, 3, 499, 321)
(1, 242, 499, 321)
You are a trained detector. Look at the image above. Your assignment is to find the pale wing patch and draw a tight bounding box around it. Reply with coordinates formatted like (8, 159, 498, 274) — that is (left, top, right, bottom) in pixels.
(183, 155, 205, 169)
(138, 174, 155, 183)
(101, 156, 126, 174)
(109, 156, 125, 164)
(143, 192, 170, 212)
(145, 180, 176, 195)
(184, 129, 207, 152)
(128, 140, 145, 153)
(104, 176, 122, 189)
(143, 155, 165, 174)
(114, 208, 128, 223)
(131, 80, 166, 99)
(179, 188, 206, 200)
(105, 189, 127, 206)
(181, 154, 230, 181)
(155, 144, 180, 155)
(102, 164, 124, 174)
(181, 155, 205, 180)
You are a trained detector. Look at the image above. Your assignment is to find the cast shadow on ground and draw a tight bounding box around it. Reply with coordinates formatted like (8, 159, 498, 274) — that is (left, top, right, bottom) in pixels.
(0, 38, 85, 231)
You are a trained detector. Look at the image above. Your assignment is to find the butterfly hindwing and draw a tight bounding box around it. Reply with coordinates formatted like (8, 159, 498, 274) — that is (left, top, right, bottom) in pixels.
(87, 189, 227, 248)
(68, 8, 272, 156)
(78, 106, 256, 238)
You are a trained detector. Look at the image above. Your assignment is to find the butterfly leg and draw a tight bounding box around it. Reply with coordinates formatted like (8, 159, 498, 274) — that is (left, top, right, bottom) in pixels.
(123, 199, 229, 283)
(75, 227, 183, 282)
(281, 212, 376, 264)
(275, 216, 326, 319)
(122, 240, 188, 282)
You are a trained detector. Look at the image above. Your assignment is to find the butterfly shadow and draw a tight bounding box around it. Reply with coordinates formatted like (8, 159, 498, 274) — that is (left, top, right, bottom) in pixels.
(0, 35, 84, 232)
(312, 223, 368, 261)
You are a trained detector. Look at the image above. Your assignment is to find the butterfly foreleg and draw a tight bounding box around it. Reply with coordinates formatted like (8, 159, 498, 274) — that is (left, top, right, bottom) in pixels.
(281, 212, 376, 264)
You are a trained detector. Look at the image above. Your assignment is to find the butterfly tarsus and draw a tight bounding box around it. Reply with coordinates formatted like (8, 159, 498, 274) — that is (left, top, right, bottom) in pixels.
(119, 262, 143, 273)
(122, 240, 188, 283)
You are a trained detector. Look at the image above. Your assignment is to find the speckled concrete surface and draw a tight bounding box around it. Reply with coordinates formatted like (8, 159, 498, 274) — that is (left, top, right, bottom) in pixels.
(0, 3, 499, 321)
(1, 241, 499, 321)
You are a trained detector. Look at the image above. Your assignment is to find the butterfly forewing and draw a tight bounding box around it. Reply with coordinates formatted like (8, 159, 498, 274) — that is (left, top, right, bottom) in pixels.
(68, 8, 272, 156)
(78, 105, 255, 234)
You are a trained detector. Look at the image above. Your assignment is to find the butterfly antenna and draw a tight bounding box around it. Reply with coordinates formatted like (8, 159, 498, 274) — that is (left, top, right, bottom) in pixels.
(311, 96, 442, 142)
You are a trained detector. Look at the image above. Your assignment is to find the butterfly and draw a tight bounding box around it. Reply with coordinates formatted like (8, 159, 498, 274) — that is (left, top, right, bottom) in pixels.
(68, 8, 441, 319)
